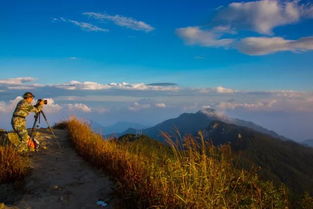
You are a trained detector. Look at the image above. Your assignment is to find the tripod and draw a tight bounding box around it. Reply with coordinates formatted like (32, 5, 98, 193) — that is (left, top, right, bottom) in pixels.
(30, 111, 61, 149)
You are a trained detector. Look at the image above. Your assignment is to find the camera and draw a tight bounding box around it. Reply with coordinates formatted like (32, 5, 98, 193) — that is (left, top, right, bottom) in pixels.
(39, 99, 48, 105)
(35, 99, 48, 107)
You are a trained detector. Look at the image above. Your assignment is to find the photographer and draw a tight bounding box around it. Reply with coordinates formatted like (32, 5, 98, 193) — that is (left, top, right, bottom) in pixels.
(11, 92, 46, 152)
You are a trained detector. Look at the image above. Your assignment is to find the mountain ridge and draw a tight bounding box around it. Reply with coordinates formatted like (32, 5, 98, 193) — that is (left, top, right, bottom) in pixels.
(121, 108, 290, 141)
(88, 120, 147, 135)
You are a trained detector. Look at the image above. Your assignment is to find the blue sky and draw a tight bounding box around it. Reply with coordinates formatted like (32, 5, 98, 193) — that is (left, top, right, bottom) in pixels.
(1, 0, 313, 141)
(1, 0, 313, 90)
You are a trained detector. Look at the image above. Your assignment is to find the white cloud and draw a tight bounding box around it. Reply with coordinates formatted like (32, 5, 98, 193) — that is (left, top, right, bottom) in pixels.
(7, 86, 35, 90)
(54, 17, 108, 32)
(55, 81, 179, 91)
(7, 83, 45, 90)
(43, 98, 62, 113)
(202, 105, 213, 109)
(67, 103, 92, 112)
(215, 86, 237, 93)
(155, 103, 166, 108)
(177, 29, 313, 55)
(126, 83, 179, 91)
(56, 81, 110, 90)
(0, 96, 23, 112)
(214, 93, 313, 112)
(83, 12, 154, 32)
(271, 90, 304, 98)
(270, 92, 313, 112)
(0, 77, 36, 85)
(129, 101, 167, 111)
(215, 0, 308, 35)
(198, 86, 237, 94)
(236, 36, 313, 55)
(176, 26, 233, 47)
(217, 99, 277, 111)
(67, 19, 109, 32)
(129, 102, 151, 111)
(176, 0, 313, 55)
(0, 77, 43, 90)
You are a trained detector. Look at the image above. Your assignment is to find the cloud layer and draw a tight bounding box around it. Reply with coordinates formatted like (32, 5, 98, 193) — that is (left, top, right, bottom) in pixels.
(1, 77, 312, 113)
(1, 77, 313, 140)
(54, 80, 179, 91)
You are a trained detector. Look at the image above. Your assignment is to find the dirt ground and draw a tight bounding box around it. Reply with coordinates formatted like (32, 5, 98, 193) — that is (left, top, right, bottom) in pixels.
(3, 129, 118, 209)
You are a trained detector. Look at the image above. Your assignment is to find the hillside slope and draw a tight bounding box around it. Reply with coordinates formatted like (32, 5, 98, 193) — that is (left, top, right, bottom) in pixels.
(201, 121, 313, 195)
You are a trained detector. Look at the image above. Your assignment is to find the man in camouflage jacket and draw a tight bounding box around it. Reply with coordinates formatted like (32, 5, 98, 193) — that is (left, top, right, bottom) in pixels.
(11, 92, 44, 152)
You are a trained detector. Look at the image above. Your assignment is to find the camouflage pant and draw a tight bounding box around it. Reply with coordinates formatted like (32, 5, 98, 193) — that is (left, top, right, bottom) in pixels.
(11, 117, 29, 152)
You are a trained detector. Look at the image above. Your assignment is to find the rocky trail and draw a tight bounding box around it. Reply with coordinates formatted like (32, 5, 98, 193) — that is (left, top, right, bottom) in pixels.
(1, 129, 118, 209)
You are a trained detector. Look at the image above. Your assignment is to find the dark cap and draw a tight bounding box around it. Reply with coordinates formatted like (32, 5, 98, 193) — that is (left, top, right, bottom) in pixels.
(23, 92, 35, 99)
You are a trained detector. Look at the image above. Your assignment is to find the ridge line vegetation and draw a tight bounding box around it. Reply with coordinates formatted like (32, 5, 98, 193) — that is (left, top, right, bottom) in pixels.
(66, 118, 292, 209)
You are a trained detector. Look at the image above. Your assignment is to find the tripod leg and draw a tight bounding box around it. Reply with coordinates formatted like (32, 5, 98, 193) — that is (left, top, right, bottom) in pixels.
(40, 111, 56, 137)
(41, 111, 61, 149)
(30, 112, 40, 138)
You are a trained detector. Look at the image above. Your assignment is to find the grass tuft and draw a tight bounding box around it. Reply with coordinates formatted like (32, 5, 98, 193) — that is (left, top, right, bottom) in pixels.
(0, 146, 30, 183)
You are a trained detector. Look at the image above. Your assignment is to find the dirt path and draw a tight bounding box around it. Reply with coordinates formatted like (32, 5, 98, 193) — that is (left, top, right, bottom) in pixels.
(13, 129, 117, 209)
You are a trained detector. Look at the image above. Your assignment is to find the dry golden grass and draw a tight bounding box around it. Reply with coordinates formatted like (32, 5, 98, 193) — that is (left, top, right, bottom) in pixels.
(0, 146, 30, 183)
(67, 117, 289, 209)
(298, 193, 313, 209)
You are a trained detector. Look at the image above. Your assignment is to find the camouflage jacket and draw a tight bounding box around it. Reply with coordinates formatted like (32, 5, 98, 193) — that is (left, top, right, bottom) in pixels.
(12, 99, 43, 118)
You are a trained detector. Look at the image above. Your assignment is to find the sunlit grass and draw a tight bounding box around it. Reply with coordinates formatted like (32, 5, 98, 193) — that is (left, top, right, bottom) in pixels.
(67, 117, 289, 209)
(0, 146, 30, 183)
